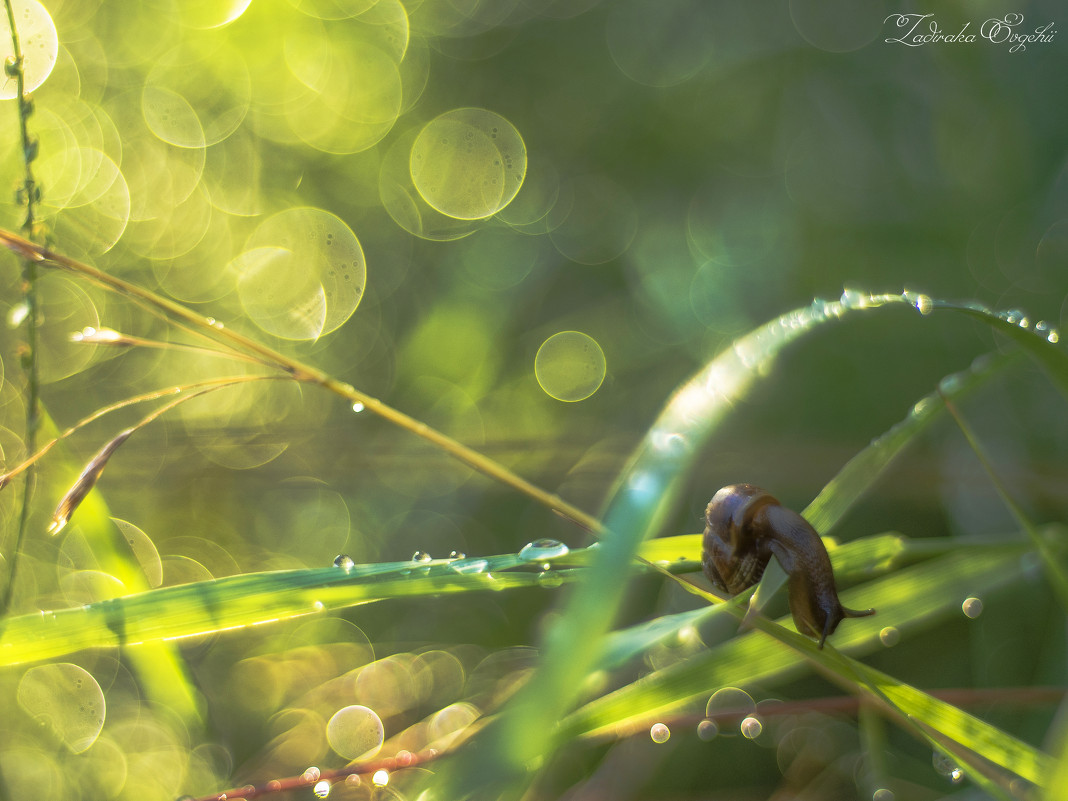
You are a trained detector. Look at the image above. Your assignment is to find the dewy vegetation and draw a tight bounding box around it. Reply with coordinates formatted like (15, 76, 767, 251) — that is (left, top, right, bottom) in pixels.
(0, 2, 1065, 801)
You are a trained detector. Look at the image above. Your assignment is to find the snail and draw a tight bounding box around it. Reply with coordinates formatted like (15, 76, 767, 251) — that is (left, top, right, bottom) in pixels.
(702, 484, 874, 647)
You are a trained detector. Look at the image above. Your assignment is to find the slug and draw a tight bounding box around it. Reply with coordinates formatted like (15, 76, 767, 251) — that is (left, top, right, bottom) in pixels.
(702, 484, 874, 647)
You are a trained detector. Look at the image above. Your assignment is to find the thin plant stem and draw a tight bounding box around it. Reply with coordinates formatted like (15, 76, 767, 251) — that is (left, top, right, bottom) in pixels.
(0, 228, 605, 536)
(1, 0, 43, 620)
(0, 374, 285, 487)
(940, 392, 1068, 607)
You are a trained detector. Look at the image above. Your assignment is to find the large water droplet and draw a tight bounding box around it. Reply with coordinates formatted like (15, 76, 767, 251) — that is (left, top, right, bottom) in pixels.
(302, 767, 321, 783)
(448, 550, 466, 560)
(352, 402, 365, 413)
(313, 780, 331, 798)
(649, 722, 670, 743)
(697, 719, 718, 740)
(879, 626, 900, 647)
(333, 554, 355, 570)
(519, 538, 569, 562)
(412, 551, 433, 563)
(372, 770, 389, 787)
(962, 596, 983, 618)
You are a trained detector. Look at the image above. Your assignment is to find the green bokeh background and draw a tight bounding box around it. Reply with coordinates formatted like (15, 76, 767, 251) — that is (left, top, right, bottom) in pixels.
(0, 0, 1066, 798)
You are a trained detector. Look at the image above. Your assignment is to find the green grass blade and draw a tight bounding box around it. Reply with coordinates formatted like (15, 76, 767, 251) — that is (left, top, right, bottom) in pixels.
(0, 553, 576, 667)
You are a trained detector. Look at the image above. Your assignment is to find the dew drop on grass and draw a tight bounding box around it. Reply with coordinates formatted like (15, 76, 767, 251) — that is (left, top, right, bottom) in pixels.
(519, 538, 569, 561)
(649, 723, 670, 743)
(932, 752, 964, 782)
(448, 550, 466, 559)
(313, 780, 331, 798)
(697, 719, 718, 740)
(372, 770, 389, 787)
(352, 402, 365, 413)
(879, 626, 901, 647)
(962, 597, 983, 618)
(872, 790, 895, 801)
(411, 550, 432, 563)
(302, 767, 321, 783)
(333, 554, 354, 570)
(395, 750, 413, 766)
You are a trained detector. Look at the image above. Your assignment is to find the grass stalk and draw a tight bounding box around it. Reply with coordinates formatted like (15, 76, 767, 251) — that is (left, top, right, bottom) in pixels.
(0, 0, 44, 618)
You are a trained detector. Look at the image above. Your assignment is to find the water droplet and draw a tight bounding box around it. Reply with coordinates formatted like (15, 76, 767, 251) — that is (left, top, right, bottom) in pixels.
(879, 626, 901, 647)
(1049, 329, 1061, 344)
(372, 770, 389, 787)
(313, 600, 324, 611)
(344, 774, 361, 787)
(333, 554, 354, 570)
(313, 780, 331, 798)
(938, 373, 965, 395)
(352, 402, 365, 413)
(395, 750, 413, 766)
(872, 789, 895, 801)
(962, 597, 983, 618)
(411, 551, 432, 563)
(697, 719, 718, 740)
(840, 288, 871, 309)
(740, 715, 763, 739)
(302, 767, 321, 783)
(905, 291, 934, 315)
(519, 539, 570, 562)
(649, 722, 670, 743)
(448, 550, 466, 560)
(932, 751, 963, 782)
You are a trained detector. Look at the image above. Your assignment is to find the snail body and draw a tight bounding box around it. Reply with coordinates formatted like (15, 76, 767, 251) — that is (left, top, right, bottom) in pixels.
(702, 484, 874, 647)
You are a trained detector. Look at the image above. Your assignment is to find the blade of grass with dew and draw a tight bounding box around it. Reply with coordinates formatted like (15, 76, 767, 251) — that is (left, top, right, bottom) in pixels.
(0, 551, 581, 667)
(434, 292, 958, 799)
(557, 541, 1044, 784)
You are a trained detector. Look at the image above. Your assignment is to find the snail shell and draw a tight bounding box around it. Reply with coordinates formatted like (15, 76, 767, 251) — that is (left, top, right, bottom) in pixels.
(702, 484, 874, 647)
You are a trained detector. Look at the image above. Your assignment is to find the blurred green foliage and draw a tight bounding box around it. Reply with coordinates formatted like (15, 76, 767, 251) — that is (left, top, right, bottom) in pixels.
(0, 0, 1066, 798)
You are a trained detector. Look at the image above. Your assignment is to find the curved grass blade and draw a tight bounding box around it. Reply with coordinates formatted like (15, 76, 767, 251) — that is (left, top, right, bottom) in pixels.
(0, 552, 579, 667)
(436, 292, 943, 798)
